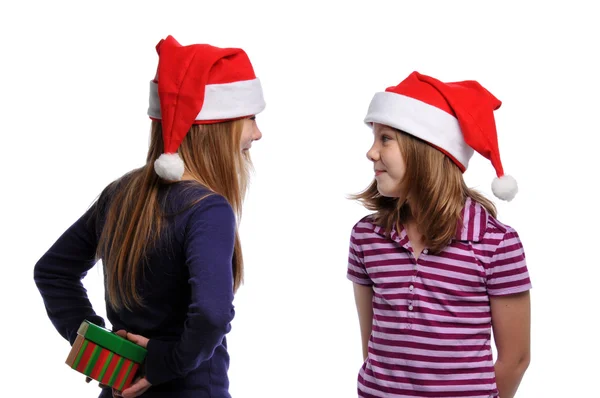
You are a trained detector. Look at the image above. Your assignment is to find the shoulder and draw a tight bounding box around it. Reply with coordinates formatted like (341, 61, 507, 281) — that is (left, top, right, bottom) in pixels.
(480, 212, 524, 261)
(161, 181, 229, 212)
(191, 192, 233, 215)
(182, 191, 236, 250)
(351, 214, 377, 235)
(459, 197, 518, 242)
(458, 197, 524, 254)
(348, 214, 382, 249)
(483, 213, 519, 242)
(480, 213, 530, 293)
(182, 187, 235, 229)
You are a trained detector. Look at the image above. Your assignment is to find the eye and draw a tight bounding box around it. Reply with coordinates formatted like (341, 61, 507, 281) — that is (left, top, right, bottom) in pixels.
(381, 135, 392, 143)
(249, 116, 256, 121)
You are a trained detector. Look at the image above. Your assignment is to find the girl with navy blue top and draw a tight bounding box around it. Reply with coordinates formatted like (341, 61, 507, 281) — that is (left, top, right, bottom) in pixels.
(34, 35, 266, 398)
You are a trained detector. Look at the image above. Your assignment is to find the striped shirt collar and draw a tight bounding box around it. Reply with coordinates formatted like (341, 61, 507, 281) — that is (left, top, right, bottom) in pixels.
(372, 197, 488, 244)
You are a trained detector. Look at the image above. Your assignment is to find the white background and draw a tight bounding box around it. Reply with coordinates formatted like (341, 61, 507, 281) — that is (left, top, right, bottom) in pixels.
(1, 1, 598, 396)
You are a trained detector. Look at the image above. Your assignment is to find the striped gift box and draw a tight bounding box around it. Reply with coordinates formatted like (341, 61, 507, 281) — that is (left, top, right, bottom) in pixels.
(65, 320, 147, 391)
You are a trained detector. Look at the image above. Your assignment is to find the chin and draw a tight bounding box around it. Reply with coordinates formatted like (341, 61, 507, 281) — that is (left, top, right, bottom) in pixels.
(376, 184, 402, 198)
(376, 188, 394, 197)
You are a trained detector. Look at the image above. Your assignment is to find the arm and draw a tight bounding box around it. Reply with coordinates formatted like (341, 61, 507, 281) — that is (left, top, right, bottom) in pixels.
(486, 226, 532, 398)
(353, 283, 373, 360)
(144, 195, 236, 386)
(346, 221, 374, 361)
(33, 202, 105, 344)
(491, 291, 531, 398)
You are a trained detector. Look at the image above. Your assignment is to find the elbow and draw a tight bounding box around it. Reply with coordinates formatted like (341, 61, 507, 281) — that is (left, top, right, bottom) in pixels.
(515, 346, 531, 371)
(516, 350, 531, 375)
(198, 299, 235, 327)
(33, 258, 46, 286)
(33, 257, 56, 289)
(501, 351, 530, 375)
(497, 349, 530, 375)
(519, 352, 531, 373)
(188, 306, 234, 335)
(33, 250, 52, 279)
(207, 307, 235, 333)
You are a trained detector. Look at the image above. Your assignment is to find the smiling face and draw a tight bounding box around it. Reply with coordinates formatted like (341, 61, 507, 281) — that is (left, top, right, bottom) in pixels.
(240, 116, 262, 151)
(366, 123, 407, 198)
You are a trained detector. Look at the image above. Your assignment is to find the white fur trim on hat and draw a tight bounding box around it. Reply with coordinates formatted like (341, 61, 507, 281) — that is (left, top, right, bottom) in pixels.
(364, 92, 474, 170)
(492, 174, 518, 201)
(154, 153, 185, 181)
(148, 78, 266, 121)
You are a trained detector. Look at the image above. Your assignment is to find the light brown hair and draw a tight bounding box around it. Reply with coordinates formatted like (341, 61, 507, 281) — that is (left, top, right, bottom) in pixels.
(351, 128, 496, 253)
(97, 119, 249, 311)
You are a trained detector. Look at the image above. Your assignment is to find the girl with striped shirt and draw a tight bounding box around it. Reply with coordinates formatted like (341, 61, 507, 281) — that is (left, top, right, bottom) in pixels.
(348, 71, 531, 398)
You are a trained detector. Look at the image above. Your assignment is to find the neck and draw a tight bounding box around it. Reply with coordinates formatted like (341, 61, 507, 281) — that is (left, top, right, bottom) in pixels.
(403, 216, 423, 239)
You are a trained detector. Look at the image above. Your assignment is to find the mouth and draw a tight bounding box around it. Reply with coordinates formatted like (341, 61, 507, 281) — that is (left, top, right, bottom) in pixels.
(375, 170, 386, 176)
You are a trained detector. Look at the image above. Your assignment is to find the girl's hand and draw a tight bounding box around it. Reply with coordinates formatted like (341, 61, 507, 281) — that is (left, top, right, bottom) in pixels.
(113, 376, 151, 398)
(112, 330, 152, 398)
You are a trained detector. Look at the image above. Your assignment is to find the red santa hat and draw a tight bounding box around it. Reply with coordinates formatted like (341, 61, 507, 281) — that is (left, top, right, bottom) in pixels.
(147, 35, 266, 181)
(364, 71, 517, 201)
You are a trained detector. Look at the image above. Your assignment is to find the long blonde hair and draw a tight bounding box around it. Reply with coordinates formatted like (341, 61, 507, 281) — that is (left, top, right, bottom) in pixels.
(351, 128, 496, 253)
(97, 119, 250, 311)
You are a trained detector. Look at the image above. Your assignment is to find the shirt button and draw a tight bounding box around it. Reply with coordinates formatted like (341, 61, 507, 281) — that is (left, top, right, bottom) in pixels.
(408, 305, 414, 311)
(409, 285, 414, 291)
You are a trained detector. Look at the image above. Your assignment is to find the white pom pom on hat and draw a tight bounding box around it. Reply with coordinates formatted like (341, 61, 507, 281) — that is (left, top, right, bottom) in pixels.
(364, 71, 518, 201)
(147, 35, 266, 181)
(492, 174, 518, 202)
(154, 153, 185, 181)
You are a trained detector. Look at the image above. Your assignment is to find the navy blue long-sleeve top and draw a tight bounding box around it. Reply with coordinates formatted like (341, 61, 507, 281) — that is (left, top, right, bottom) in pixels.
(34, 180, 236, 397)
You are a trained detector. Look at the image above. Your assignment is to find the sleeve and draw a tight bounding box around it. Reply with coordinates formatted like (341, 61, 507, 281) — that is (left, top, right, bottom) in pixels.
(486, 227, 532, 296)
(143, 194, 236, 386)
(346, 222, 373, 285)
(33, 201, 106, 345)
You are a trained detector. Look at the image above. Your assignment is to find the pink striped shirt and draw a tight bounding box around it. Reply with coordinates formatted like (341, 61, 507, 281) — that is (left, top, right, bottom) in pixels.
(347, 197, 532, 398)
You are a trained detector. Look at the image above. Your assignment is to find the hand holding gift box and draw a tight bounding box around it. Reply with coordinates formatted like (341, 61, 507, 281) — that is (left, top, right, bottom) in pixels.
(66, 320, 147, 392)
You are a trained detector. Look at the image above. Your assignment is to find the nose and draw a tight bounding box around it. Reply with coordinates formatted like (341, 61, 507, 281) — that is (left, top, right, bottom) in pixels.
(367, 144, 379, 162)
(253, 126, 262, 142)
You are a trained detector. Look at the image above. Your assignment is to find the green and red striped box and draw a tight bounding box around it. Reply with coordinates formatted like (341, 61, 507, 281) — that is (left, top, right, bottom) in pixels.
(65, 320, 147, 391)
